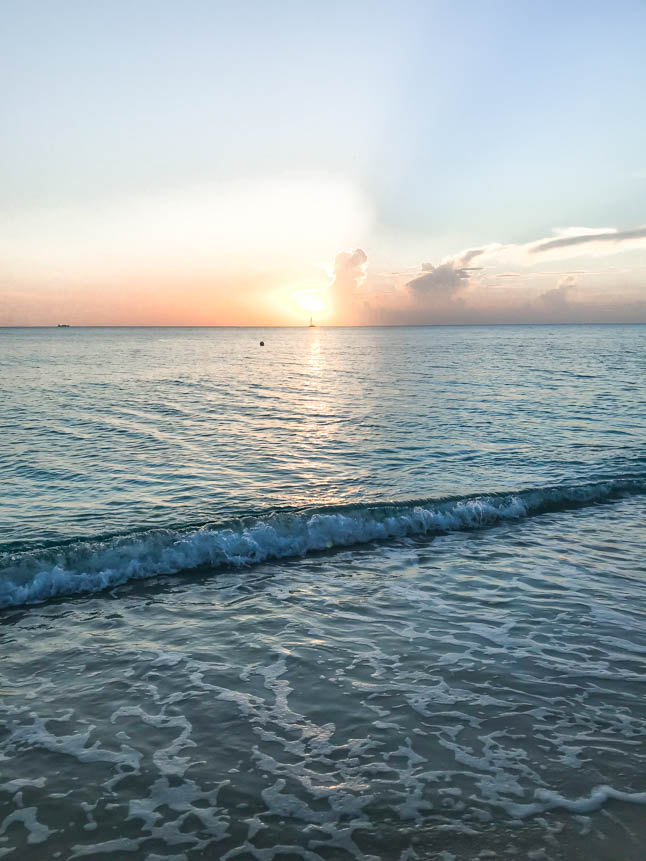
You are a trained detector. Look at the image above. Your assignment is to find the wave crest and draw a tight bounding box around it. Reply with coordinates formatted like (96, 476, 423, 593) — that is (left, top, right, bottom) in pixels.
(1, 475, 644, 610)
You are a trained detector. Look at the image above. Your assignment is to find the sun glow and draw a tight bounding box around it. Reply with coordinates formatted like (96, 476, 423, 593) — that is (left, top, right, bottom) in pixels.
(296, 291, 326, 313)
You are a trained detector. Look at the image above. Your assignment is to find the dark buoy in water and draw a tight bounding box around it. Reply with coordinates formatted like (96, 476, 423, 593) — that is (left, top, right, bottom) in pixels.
(259, 340, 264, 346)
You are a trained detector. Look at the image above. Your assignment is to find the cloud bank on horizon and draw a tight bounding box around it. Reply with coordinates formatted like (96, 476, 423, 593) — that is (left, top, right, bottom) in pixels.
(326, 224, 646, 325)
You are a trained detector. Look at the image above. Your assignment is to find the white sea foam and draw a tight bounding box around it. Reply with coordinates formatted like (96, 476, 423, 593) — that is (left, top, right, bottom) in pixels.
(1, 475, 643, 610)
(0, 807, 56, 845)
(503, 785, 646, 819)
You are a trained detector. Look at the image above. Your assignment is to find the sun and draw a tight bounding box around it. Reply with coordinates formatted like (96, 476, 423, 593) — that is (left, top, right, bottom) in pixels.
(295, 291, 325, 313)
(276, 278, 328, 321)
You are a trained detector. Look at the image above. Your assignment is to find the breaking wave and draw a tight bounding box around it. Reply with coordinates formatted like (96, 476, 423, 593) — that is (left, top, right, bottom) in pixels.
(2, 474, 644, 610)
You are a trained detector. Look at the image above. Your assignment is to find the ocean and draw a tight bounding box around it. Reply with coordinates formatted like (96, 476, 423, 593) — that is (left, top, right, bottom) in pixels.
(1, 324, 645, 860)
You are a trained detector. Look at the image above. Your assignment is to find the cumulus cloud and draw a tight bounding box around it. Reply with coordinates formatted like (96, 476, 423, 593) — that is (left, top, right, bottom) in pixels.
(537, 274, 579, 312)
(327, 248, 368, 322)
(355, 259, 477, 324)
(407, 261, 470, 302)
(332, 248, 368, 288)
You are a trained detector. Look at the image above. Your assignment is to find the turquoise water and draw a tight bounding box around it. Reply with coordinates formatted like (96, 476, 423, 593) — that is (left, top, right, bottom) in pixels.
(1, 325, 645, 859)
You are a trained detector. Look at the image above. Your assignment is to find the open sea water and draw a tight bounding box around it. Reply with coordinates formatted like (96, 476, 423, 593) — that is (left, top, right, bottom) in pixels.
(1, 324, 645, 860)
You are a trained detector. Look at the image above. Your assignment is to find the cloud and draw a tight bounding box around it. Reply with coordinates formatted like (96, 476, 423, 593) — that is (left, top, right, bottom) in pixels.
(324, 222, 646, 326)
(330, 248, 368, 293)
(437, 224, 646, 272)
(351, 259, 477, 324)
(332, 248, 368, 287)
(530, 226, 646, 254)
(537, 274, 578, 312)
(327, 248, 368, 321)
(407, 261, 470, 302)
(450, 246, 489, 267)
(324, 250, 475, 324)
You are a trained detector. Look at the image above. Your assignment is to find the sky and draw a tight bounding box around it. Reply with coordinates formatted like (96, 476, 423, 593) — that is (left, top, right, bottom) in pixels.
(1, 0, 645, 325)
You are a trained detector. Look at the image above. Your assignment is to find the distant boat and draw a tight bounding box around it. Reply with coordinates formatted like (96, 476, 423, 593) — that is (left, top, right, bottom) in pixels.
(57, 323, 70, 328)
(309, 316, 315, 327)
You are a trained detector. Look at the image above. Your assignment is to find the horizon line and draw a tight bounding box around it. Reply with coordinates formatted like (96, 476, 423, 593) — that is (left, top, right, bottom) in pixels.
(1, 322, 646, 329)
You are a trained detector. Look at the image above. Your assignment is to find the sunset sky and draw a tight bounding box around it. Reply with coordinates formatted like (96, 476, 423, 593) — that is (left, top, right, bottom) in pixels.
(1, 0, 645, 325)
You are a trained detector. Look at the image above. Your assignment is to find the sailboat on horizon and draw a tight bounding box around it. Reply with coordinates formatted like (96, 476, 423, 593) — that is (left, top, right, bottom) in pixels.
(309, 316, 316, 327)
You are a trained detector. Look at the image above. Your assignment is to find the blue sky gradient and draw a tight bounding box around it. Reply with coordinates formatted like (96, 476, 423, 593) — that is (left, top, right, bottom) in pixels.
(1, 0, 645, 323)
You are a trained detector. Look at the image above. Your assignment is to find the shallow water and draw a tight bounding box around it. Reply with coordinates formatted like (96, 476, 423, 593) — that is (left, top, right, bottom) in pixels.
(1, 325, 645, 859)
